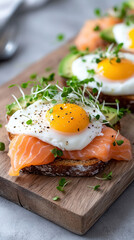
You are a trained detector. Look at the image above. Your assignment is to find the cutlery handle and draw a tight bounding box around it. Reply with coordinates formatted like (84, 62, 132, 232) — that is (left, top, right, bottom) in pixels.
(0, 0, 23, 35)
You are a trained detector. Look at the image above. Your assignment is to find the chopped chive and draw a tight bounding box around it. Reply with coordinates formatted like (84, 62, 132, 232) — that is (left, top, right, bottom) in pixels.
(0, 124, 2, 128)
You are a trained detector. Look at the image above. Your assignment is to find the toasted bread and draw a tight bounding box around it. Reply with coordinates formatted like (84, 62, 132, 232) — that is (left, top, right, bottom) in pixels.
(22, 159, 106, 177)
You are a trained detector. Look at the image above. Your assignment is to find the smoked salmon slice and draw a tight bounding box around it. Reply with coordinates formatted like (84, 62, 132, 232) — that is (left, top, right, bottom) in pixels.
(75, 16, 121, 51)
(8, 127, 132, 176)
(62, 127, 132, 162)
(8, 135, 55, 176)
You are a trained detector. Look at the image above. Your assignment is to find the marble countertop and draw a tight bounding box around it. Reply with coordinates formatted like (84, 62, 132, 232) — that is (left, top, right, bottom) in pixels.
(0, 0, 134, 239)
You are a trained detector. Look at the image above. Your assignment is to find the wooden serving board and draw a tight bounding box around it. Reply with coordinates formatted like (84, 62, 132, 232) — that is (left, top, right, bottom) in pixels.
(0, 40, 134, 235)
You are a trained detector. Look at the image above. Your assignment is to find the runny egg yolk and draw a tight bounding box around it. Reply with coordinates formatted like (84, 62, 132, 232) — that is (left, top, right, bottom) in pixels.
(129, 28, 134, 49)
(97, 58, 134, 81)
(46, 103, 89, 133)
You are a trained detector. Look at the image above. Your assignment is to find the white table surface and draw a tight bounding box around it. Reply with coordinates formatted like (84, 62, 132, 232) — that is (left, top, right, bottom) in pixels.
(0, 0, 134, 239)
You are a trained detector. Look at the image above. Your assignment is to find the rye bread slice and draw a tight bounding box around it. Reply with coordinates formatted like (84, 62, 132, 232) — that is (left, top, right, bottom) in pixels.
(22, 159, 107, 177)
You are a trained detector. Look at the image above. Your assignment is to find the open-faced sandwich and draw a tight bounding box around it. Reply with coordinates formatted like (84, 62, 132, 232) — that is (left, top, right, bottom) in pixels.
(75, 0, 134, 52)
(5, 74, 132, 177)
(58, 43, 134, 110)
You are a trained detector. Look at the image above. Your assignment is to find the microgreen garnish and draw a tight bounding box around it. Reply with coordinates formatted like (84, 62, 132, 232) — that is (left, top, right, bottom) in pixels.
(94, 8, 101, 17)
(0, 142, 5, 151)
(95, 58, 101, 63)
(113, 6, 118, 12)
(48, 73, 55, 81)
(45, 67, 52, 72)
(87, 69, 95, 75)
(95, 114, 100, 120)
(82, 59, 86, 62)
(21, 83, 29, 89)
(95, 171, 113, 181)
(110, 1, 133, 20)
(87, 185, 100, 191)
(57, 34, 65, 41)
(116, 58, 121, 63)
(0, 124, 2, 128)
(92, 43, 124, 65)
(69, 45, 79, 54)
(8, 84, 17, 88)
(26, 119, 33, 125)
(125, 14, 134, 26)
(113, 140, 124, 146)
(52, 196, 60, 201)
(118, 107, 131, 119)
(49, 108, 53, 113)
(69, 45, 89, 56)
(92, 88, 98, 94)
(51, 148, 63, 158)
(51, 100, 57, 104)
(113, 43, 124, 57)
(56, 178, 70, 192)
(30, 73, 37, 79)
(93, 25, 100, 31)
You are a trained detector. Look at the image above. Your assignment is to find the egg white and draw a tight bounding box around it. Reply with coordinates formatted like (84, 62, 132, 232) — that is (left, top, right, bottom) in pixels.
(72, 52, 134, 96)
(6, 100, 105, 151)
(113, 23, 134, 52)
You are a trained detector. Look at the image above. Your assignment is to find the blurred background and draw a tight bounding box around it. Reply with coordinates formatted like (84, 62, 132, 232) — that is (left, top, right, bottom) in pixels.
(0, 0, 123, 85)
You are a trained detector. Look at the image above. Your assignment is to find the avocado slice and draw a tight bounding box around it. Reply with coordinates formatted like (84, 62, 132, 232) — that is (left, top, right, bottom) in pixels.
(100, 105, 119, 126)
(100, 26, 116, 43)
(6, 95, 42, 116)
(58, 53, 81, 78)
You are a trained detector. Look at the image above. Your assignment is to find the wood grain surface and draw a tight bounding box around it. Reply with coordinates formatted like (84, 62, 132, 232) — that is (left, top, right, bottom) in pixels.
(0, 40, 134, 235)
